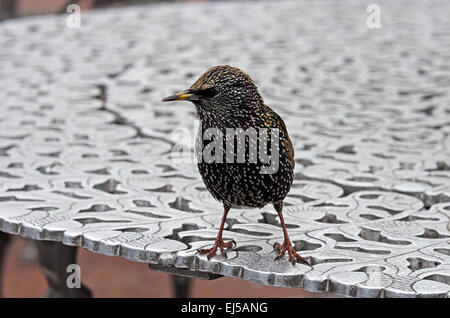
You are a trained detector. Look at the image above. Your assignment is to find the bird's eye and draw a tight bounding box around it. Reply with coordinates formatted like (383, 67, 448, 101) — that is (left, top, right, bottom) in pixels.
(196, 87, 217, 98)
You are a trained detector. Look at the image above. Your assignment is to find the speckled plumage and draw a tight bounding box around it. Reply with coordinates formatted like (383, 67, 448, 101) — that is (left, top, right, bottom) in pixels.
(189, 66, 295, 208)
(162, 65, 308, 264)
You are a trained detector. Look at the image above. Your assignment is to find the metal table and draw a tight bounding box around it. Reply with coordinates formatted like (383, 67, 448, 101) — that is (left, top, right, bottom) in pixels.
(0, 0, 449, 298)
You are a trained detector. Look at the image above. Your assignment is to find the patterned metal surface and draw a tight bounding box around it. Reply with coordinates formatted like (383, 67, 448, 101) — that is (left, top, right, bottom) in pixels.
(0, 0, 449, 297)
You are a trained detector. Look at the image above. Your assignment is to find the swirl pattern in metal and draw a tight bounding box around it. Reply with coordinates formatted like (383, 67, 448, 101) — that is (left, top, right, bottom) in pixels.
(0, 0, 449, 297)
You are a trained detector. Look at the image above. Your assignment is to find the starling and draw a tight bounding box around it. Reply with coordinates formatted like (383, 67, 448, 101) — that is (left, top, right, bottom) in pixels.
(162, 65, 308, 265)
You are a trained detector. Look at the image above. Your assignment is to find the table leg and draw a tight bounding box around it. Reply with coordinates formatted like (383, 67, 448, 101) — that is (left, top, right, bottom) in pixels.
(36, 241, 92, 298)
(0, 232, 10, 298)
(172, 275, 191, 298)
(149, 263, 222, 298)
(0, 0, 16, 20)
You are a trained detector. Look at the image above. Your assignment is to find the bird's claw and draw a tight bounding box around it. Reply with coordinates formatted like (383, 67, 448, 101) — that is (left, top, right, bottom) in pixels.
(198, 238, 235, 260)
(272, 240, 310, 266)
(207, 252, 215, 260)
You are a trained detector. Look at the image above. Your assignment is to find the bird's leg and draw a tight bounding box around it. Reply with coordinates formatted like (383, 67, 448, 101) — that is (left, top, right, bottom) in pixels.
(198, 205, 235, 260)
(273, 201, 310, 265)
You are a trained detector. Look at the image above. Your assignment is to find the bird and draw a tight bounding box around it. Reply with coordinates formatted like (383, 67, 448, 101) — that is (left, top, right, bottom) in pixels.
(162, 65, 308, 265)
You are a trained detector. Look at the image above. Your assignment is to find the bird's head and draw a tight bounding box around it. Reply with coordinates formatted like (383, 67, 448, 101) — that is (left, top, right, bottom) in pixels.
(162, 65, 264, 118)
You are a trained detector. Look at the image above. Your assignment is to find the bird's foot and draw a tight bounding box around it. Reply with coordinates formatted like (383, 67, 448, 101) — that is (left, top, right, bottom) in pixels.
(273, 240, 310, 265)
(198, 238, 236, 260)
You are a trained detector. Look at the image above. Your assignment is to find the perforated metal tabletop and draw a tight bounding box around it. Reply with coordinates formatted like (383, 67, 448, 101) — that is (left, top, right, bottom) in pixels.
(0, 0, 449, 297)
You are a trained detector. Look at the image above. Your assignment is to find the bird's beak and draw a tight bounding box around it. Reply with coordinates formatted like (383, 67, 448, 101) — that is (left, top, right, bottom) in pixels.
(162, 90, 199, 102)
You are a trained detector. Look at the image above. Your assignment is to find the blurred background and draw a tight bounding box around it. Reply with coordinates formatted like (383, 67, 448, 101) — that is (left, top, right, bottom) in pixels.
(0, 0, 326, 298)
(0, 0, 212, 20)
(3, 236, 322, 297)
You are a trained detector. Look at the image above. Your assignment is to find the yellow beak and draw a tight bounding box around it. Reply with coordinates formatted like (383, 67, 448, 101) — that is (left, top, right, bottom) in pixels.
(161, 90, 199, 102)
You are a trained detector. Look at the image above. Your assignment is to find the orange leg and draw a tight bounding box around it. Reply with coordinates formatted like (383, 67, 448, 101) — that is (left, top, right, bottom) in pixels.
(198, 205, 235, 259)
(273, 201, 310, 265)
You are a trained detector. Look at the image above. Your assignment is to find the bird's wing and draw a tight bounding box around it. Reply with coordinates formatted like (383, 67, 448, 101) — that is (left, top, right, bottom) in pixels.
(261, 104, 295, 169)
